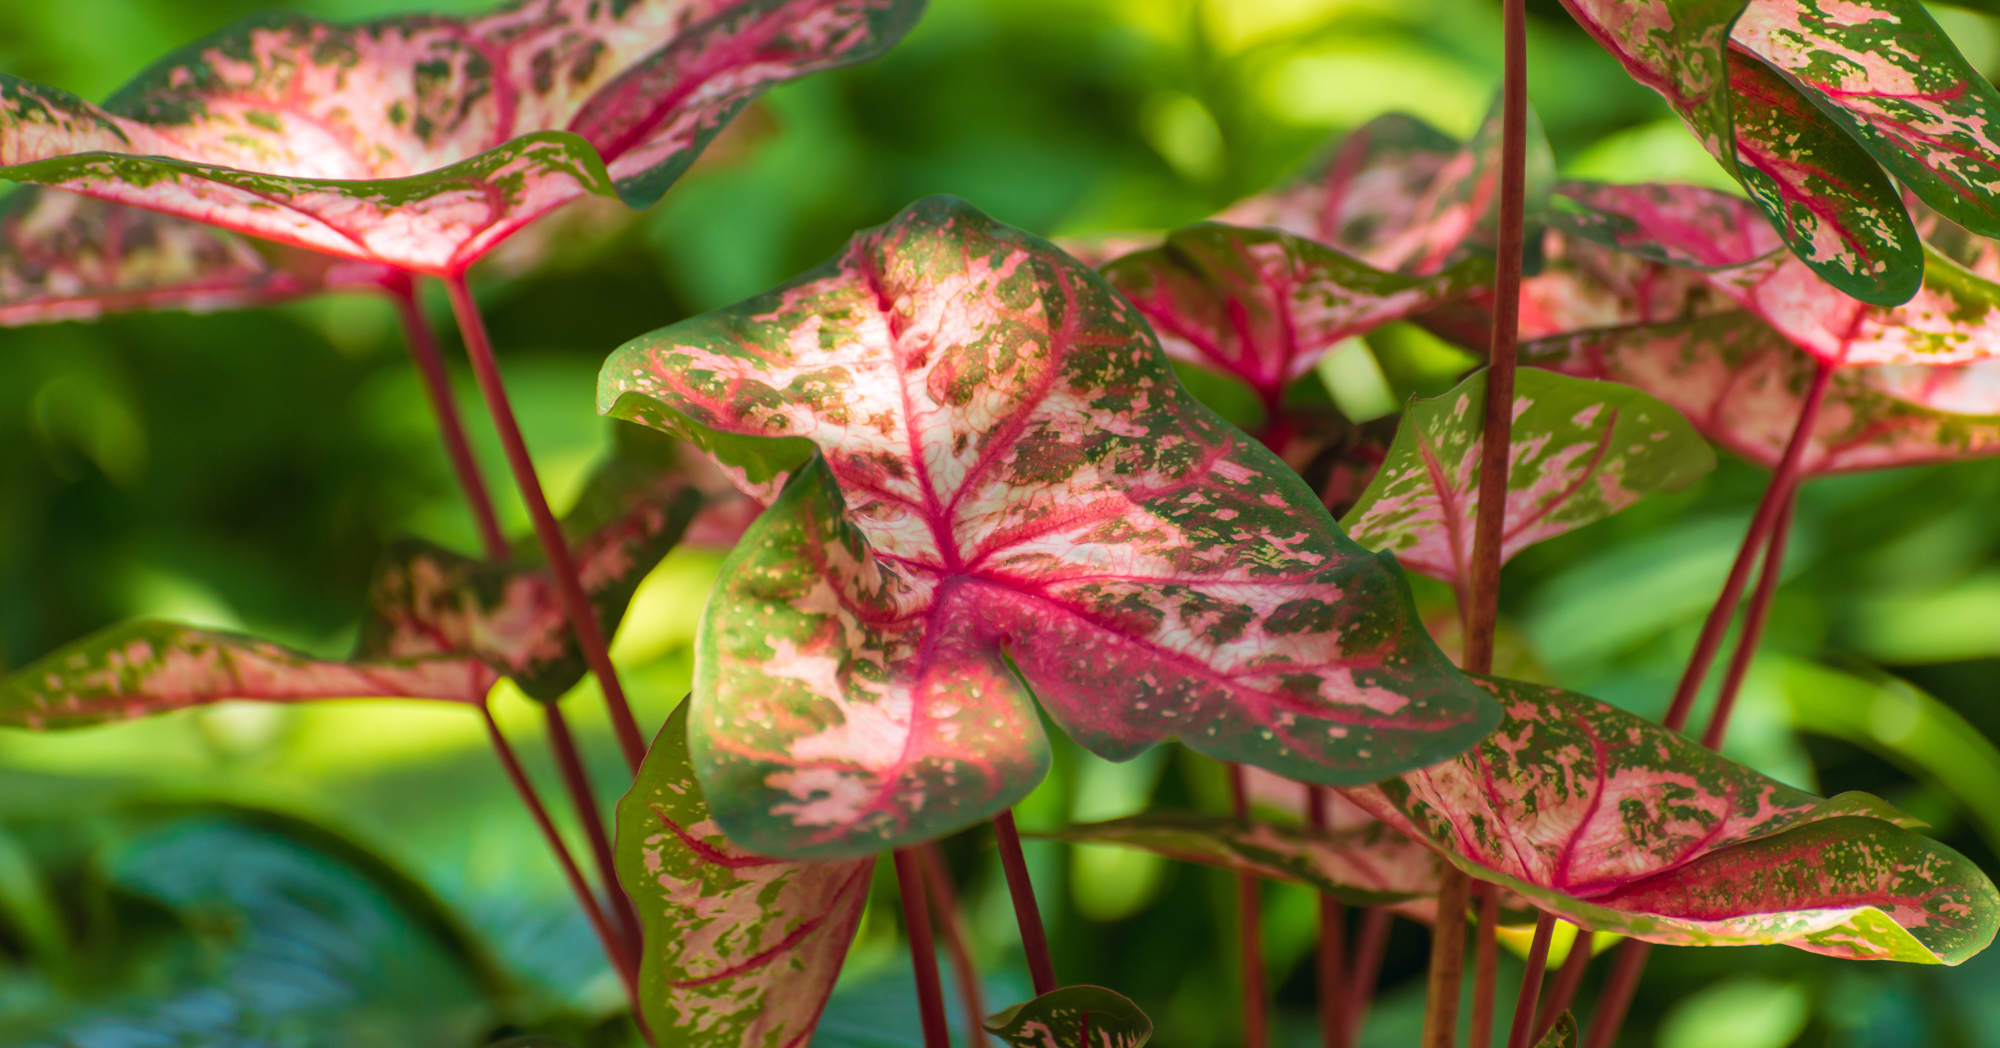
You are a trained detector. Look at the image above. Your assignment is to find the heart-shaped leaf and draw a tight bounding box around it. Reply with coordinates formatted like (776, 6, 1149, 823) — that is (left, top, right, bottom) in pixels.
(1341, 675, 2000, 963)
(0, 187, 395, 324)
(984, 986, 1154, 1048)
(0, 0, 923, 274)
(1730, 0, 2000, 238)
(599, 194, 1498, 858)
(1556, 180, 2000, 367)
(1340, 367, 1714, 595)
(1099, 223, 1489, 411)
(1043, 812, 1440, 906)
(617, 700, 869, 1048)
(1522, 313, 2000, 473)
(1554, 0, 1923, 304)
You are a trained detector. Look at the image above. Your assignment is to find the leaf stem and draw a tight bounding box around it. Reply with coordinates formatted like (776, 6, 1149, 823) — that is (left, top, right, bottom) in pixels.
(1228, 763, 1268, 1048)
(1307, 786, 1349, 1048)
(546, 702, 643, 954)
(1348, 907, 1393, 1043)
(1421, 870, 1472, 1048)
(894, 848, 956, 1048)
(993, 810, 1058, 995)
(1469, 883, 1499, 1048)
(921, 843, 989, 1048)
(1581, 941, 1650, 1048)
(1663, 359, 1832, 732)
(388, 275, 508, 562)
(443, 274, 648, 774)
(1502, 912, 1556, 1048)
(1700, 491, 1798, 750)
(1533, 923, 1592, 1043)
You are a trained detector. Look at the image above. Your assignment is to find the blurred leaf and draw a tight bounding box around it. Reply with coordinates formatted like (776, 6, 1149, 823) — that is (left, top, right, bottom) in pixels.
(1657, 978, 1808, 1048)
(984, 985, 1153, 1048)
(1536, 1010, 1577, 1048)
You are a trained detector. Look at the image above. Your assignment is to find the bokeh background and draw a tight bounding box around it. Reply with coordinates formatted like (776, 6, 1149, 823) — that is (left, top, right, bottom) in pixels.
(6, 0, 2000, 1045)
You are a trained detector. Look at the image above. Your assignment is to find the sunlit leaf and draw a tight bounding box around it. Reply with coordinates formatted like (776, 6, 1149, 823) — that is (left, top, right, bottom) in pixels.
(1100, 223, 1489, 411)
(1341, 675, 2000, 963)
(1340, 367, 1714, 594)
(599, 195, 1499, 858)
(0, 0, 924, 274)
(1522, 312, 2000, 473)
(616, 700, 869, 1048)
(983, 986, 1153, 1048)
(1043, 812, 1440, 906)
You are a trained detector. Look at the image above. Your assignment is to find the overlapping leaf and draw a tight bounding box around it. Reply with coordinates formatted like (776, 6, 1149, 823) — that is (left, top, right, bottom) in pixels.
(1341, 675, 2000, 963)
(1340, 367, 1714, 595)
(616, 700, 868, 1048)
(983, 987, 1154, 1048)
(598, 194, 1498, 859)
(1522, 313, 2000, 473)
(1045, 813, 1440, 906)
(1100, 223, 1489, 410)
(0, 0, 923, 274)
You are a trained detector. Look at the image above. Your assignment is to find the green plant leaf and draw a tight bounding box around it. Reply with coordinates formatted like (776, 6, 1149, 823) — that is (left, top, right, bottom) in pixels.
(984, 986, 1154, 1048)
(1042, 812, 1439, 906)
(1100, 223, 1489, 410)
(1522, 312, 2000, 473)
(599, 194, 1498, 858)
(1537, 1011, 1578, 1048)
(1342, 675, 2000, 963)
(0, 0, 924, 274)
(617, 700, 869, 1048)
(1340, 367, 1714, 594)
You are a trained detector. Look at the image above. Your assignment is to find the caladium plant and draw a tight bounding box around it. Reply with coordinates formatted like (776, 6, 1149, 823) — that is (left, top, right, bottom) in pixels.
(1340, 367, 1714, 602)
(1341, 675, 2000, 963)
(982, 986, 1155, 1048)
(616, 700, 869, 1048)
(0, 0, 924, 275)
(598, 194, 1500, 859)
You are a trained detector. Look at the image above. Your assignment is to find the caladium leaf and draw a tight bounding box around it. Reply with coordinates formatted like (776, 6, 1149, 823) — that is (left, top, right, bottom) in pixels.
(1730, 0, 2000, 238)
(599, 195, 1499, 859)
(0, 0, 923, 274)
(984, 986, 1154, 1048)
(616, 700, 869, 1048)
(1340, 367, 1714, 596)
(1100, 223, 1490, 411)
(0, 187, 394, 324)
(1522, 313, 2000, 473)
(1043, 813, 1440, 905)
(1341, 675, 2000, 963)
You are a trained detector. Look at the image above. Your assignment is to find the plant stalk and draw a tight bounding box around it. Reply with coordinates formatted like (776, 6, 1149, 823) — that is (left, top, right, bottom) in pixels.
(1348, 907, 1393, 1043)
(993, 810, 1058, 995)
(1307, 786, 1349, 1048)
(920, 843, 989, 1048)
(1701, 492, 1797, 750)
(1533, 924, 1592, 1043)
(1228, 763, 1268, 1048)
(1421, 870, 1472, 1048)
(389, 275, 508, 561)
(1581, 941, 1650, 1048)
(1503, 913, 1556, 1048)
(894, 848, 956, 1048)
(1469, 883, 1499, 1048)
(546, 702, 643, 953)
(443, 274, 647, 774)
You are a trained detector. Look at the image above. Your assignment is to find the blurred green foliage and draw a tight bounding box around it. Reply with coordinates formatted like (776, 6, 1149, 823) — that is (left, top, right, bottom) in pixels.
(8, 0, 2000, 1046)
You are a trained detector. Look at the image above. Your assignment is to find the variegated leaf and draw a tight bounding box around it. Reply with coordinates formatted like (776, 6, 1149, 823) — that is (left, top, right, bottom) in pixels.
(984, 986, 1153, 1048)
(0, 187, 393, 324)
(1731, 0, 2000, 238)
(1342, 675, 2000, 963)
(599, 195, 1498, 859)
(1340, 367, 1713, 596)
(0, 620, 493, 729)
(1043, 812, 1440, 906)
(617, 700, 869, 1048)
(1100, 223, 1489, 412)
(1522, 313, 2000, 473)
(0, 0, 922, 274)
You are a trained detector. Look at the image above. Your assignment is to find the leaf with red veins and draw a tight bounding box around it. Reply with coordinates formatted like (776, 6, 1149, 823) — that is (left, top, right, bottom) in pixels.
(617, 700, 869, 1048)
(1731, 0, 2000, 239)
(0, 0, 922, 274)
(0, 187, 393, 325)
(1100, 222, 1490, 411)
(599, 195, 1499, 858)
(0, 620, 493, 729)
(1340, 367, 1713, 597)
(1523, 312, 2000, 473)
(1549, 181, 1781, 271)
(1342, 675, 2000, 963)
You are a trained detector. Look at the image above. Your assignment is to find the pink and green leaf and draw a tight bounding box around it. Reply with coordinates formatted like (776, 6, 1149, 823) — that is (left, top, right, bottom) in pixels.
(1340, 367, 1714, 595)
(1341, 675, 2000, 963)
(616, 700, 869, 1048)
(1099, 223, 1490, 410)
(983, 986, 1154, 1048)
(599, 195, 1499, 859)
(1522, 312, 2000, 474)
(0, 0, 923, 273)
